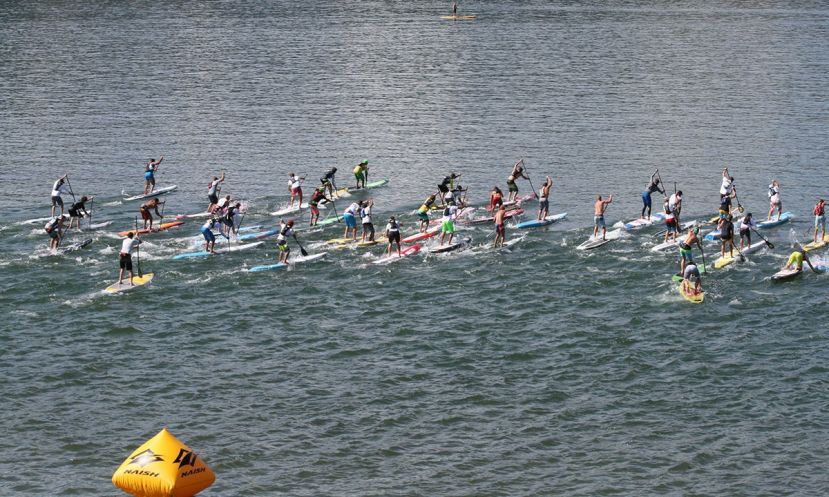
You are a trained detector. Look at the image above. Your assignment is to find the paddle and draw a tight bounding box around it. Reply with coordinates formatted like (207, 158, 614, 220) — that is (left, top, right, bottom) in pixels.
(733, 188, 745, 213)
(699, 242, 707, 274)
(329, 198, 341, 223)
(294, 235, 308, 257)
(751, 227, 774, 249)
(65, 173, 77, 203)
(157, 200, 166, 232)
(88, 197, 94, 230)
(134, 217, 143, 278)
(520, 158, 539, 197)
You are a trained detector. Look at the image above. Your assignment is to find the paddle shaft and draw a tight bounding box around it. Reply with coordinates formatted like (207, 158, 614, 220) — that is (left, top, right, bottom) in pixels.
(89, 198, 94, 229)
(65, 175, 77, 203)
(134, 217, 143, 278)
(751, 227, 774, 249)
(520, 159, 539, 197)
(295, 236, 308, 257)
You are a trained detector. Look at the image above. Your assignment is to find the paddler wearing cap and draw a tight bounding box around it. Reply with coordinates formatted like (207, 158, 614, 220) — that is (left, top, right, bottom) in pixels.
(385, 216, 402, 257)
(353, 160, 368, 189)
(679, 225, 703, 275)
(276, 219, 298, 263)
(783, 244, 818, 274)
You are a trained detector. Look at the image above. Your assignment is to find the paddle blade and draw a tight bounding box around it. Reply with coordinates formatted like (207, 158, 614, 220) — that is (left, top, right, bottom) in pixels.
(300, 247, 309, 257)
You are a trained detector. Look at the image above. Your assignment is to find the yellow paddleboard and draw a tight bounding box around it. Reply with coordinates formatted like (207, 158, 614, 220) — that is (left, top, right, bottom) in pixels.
(803, 235, 829, 252)
(326, 238, 355, 245)
(104, 273, 154, 294)
(441, 15, 476, 20)
(713, 255, 735, 269)
(678, 281, 704, 303)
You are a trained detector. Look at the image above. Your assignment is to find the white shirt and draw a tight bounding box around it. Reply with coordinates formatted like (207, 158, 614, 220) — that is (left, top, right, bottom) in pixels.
(361, 205, 372, 224)
(289, 176, 302, 190)
(386, 221, 400, 233)
(208, 180, 221, 195)
(720, 177, 733, 195)
(120, 238, 140, 255)
(345, 203, 360, 215)
(51, 180, 68, 197)
(669, 193, 681, 211)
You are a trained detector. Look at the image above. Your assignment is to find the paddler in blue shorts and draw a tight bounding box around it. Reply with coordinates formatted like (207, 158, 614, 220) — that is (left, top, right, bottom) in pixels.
(641, 170, 665, 220)
(592, 194, 613, 240)
(143, 156, 164, 194)
(679, 226, 702, 275)
(439, 201, 458, 246)
(276, 219, 298, 263)
(417, 194, 437, 232)
(343, 201, 361, 240)
(200, 217, 219, 253)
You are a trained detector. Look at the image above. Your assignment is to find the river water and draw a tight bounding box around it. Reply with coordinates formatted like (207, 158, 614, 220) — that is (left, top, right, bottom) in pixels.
(1, 1, 828, 495)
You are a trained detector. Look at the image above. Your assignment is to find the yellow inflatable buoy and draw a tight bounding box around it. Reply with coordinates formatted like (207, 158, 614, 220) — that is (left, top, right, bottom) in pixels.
(112, 428, 215, 497)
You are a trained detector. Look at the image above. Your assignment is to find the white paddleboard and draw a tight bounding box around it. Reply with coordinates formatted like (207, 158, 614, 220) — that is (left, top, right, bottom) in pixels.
(577, 228, 622, 250)
(123, 185, 178, 202)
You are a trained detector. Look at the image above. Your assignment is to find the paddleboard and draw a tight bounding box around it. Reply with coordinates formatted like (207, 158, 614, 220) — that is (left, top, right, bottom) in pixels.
(467, 208, 524, 225)
(270, 202, 310, 217)
(118, 221, 185, 237)
(20, 216, 53, 225)
(402, 225, 441, 244)
(515, 212, 567, 229)
(372, 243, 422, 265)
(678, 281, 705, 303)
(651, 239, 680, 252)
(577, 228, 622, 250)
(316, 215, 344, 227)
(428, 237, 471, 254)
(492, 237, 524, 249)
(325, 238, 357, 245)
(357, 240, 380, 247)
(671, 264, 708, 282)
(123, 185, 178, 202)
(771, 268, 801, 281)
(248, 252, 327, 272)
(290, 253, 327, 264)
(335, 179, 390, 196)
(621, 213, 665, 230)
(238, 228, 280, 241)
(104, 273, 154, 293)
(804, 235, 829, 252)
(60, 238, 93, 254)
(713, 254, 737, 269)
(441, 15, 476, 20)
(248, 263, 287, 272)
(87, 221, 114, 229)
(741, 240, 767, 255)
(172, 241, 264, 260)
(757, 211, 793, 229)
(175, 211, 211, 220)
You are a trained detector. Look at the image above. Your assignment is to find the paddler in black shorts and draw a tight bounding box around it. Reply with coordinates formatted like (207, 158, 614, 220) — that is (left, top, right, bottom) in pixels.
(385, 216, 402, 257)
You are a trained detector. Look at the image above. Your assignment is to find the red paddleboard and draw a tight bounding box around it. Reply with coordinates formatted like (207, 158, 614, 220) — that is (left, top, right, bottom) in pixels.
(373, 243, 422, 264)
(402, 225, 441, 244)
(118, 221, 185, 237)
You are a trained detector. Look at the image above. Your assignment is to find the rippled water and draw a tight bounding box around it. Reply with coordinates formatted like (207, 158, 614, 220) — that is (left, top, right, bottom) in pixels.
(1, 1, 828, 495)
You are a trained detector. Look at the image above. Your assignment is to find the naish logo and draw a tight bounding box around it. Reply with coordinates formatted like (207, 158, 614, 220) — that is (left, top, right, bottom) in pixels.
(174, 448, 198, 469)
(129, 449, 164, 467)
